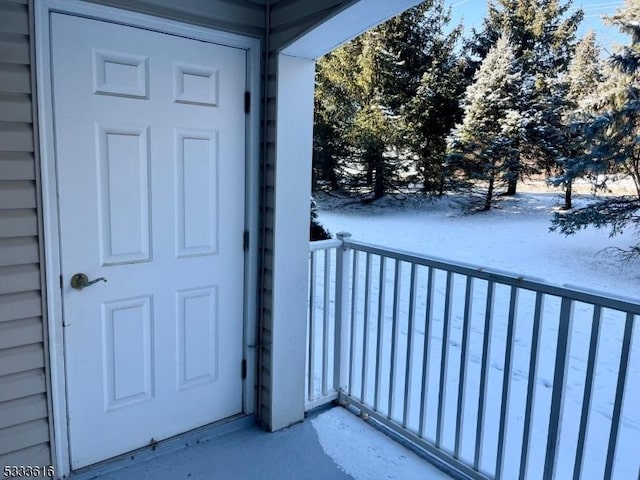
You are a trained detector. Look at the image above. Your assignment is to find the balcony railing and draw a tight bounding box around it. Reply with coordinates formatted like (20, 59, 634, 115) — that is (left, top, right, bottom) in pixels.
(307, 234, 639, 480)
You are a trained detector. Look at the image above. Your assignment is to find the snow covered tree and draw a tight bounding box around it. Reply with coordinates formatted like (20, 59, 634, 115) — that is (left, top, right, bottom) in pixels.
(310, 197, 331, 241)
(551, 0, 640, 260)
(545, 31, 604, 209)
(313, 3, 436, 198)
(448, 35, 524, 210)
(465, 0, 583, 195)
(403, 0, 467, 194)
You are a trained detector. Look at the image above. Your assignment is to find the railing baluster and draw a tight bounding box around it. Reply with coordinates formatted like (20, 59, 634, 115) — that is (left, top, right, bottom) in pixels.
(348, 251, 360, 397)
(543, 297, 574, 479)
(496, 286, 519, 480)
(520, 292, 545, 480)
(334, 233, 352, 395)
(403, 263, 418, 428)
(436, 271, 454, 447)
(361, 253, 372, 403)
(322, 248, 331, 396)
(388, 259, 402, 419)
(308, 251, 316, 402)
(454, 276, 474, 459)
(374, 256, 387, 412)
(419, 266, 434, 438)
(572, 305, 602, 480)
(475, 280, 495, 470)
(604, 312, 635, 480)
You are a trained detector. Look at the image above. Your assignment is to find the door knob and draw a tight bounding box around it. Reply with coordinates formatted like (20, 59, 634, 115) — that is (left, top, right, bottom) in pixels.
(70, 273, 107, 290)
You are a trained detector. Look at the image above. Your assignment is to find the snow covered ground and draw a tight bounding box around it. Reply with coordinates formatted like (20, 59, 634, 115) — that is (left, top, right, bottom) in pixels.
(308, 187, 639, 480)
(315, 188, 639, 299)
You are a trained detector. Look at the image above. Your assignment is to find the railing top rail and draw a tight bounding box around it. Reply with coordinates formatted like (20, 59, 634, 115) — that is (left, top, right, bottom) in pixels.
(309, 238, 343, 252)
(339, 239, 640, 315)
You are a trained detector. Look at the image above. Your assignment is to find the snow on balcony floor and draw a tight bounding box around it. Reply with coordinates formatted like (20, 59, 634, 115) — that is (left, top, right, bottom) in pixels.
(69, 406, 452, 480)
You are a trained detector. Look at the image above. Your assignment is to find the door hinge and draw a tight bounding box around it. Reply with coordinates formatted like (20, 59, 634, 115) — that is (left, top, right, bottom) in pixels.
(243, 230, 249, 252)
(241, 359, 247, 379)
(59, 275, 63, 289)
(244, 91, 250, 114)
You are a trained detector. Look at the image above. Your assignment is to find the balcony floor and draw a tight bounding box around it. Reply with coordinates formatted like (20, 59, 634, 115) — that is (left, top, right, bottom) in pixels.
(69, 406, 453, 480)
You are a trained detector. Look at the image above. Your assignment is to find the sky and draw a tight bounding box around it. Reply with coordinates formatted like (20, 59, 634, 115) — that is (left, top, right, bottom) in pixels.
(448, 0, 627, 54)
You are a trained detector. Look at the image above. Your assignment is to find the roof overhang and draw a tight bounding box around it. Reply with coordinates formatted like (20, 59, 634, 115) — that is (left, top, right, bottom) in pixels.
(281, 0, 424, 59)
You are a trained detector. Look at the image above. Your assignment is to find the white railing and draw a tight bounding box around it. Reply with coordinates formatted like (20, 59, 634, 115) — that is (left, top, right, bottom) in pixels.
(307, 234, 639, 480)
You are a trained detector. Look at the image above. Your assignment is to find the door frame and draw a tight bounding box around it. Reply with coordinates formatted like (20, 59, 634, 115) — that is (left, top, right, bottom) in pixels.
(35, 0, 261, 475)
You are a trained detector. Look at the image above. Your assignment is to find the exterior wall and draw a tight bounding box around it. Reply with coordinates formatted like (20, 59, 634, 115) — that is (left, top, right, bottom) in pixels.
(258, 0, 354, 430)
(0, 0, 53, 469)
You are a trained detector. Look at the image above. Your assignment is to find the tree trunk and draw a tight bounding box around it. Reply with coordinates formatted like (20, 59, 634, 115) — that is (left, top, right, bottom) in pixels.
(366, 160, 374, 188)
(505, 176, 517, 196)
(483, 174, 494, 211)
(374, 156, 386, 199)
(438, 170, 445, 196)
(564, 180, 573, 210)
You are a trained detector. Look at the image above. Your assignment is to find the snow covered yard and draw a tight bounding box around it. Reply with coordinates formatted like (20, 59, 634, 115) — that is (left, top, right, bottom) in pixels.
(308, 188, 639, 480)
(315, 189, 639, 299)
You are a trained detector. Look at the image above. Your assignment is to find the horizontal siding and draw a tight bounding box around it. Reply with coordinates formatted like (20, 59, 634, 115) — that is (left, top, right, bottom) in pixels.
(0, 291, 41, 323)
(0, 123, 34, 151)
(0, 33, 30, 64)
(0, 317, 43, 350)
(0, 152, 36, 180)
(0, 237, 39, 267)
(0, 93, 32, 122)
(0, 2, 29, 35)
(0, 369, 46, 403)
(0, 0, 52, 470)
(0, 210, 38, 238)
(0, 442, 50, 467)
(0, 181, 37, 209)
(0, 344, 45, 377)
(0, 418, 49, 456)
(0, 394, 47, 429)
(0, 62, 30, 93)
(0, 265, 44, 313)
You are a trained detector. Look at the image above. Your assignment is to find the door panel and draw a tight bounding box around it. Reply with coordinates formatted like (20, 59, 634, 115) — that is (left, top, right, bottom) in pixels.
(51, 13, 246, 469)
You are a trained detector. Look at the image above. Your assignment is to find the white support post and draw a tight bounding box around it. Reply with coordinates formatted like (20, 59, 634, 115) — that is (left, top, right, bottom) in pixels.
(333, 232, 352, 396)
(269, 53, 315, 431)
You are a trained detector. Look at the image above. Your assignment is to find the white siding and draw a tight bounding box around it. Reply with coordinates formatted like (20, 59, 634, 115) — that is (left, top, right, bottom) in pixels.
(0, 0, 52, 469)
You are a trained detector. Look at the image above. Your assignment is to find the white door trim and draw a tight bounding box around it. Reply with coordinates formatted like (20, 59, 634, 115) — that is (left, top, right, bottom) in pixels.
(35, 1, 261, 476)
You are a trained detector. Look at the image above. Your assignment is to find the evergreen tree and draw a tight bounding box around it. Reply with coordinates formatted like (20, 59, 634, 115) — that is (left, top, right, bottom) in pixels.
(465, 0, 583, 195)
(403, 0, 467, 194)
(310, 197, 331, 241)
(314, 1, 458, 199)
(448, 35, 524, 210)
(551, 0, 640, 260)
(349, 30, 400, 198)
(547, 31, 604, 209)
(313, 41, 360, 191)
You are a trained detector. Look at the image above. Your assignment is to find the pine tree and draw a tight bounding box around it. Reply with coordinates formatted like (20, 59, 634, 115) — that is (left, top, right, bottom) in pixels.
(403, 0, 466, 194)
(448, 35, 524, 210)
(551, 0, 640, 260)
(465, 0, 583, 195)
(313, 41, 361, 191)
(546, 31, 604, 209)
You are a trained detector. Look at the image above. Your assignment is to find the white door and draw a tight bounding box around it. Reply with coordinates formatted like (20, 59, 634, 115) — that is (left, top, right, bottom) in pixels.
(51, 13, 247, 468)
